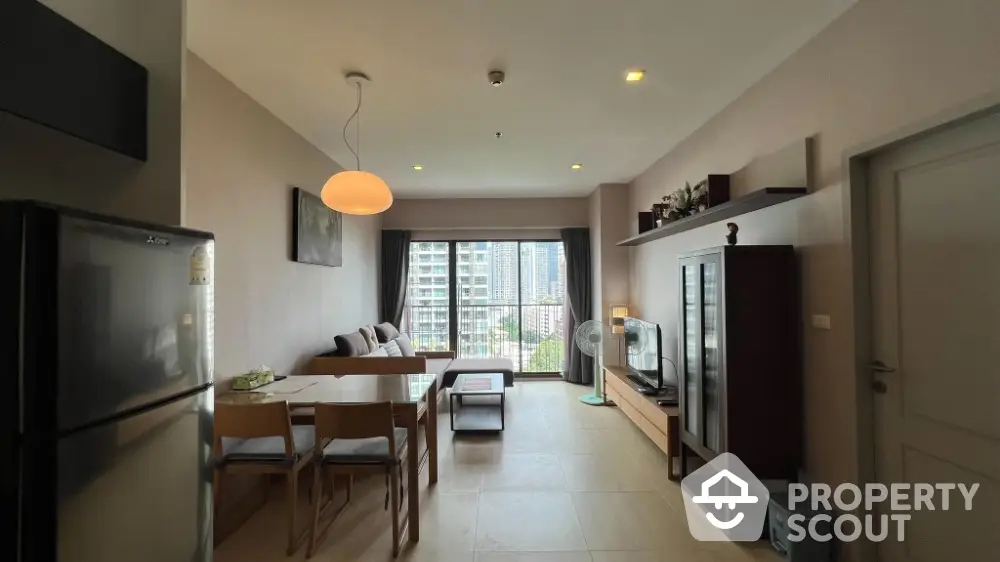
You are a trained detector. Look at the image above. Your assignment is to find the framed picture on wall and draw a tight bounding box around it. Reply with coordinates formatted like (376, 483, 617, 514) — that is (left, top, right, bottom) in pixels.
(291, 187, 343, 267)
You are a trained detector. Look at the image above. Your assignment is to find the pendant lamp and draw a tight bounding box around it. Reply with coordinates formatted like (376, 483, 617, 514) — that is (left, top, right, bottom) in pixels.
(320, 72, 393, 215)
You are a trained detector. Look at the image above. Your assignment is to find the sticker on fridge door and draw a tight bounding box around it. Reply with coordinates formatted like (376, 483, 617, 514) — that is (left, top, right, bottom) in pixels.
(190, 246, 211, 285)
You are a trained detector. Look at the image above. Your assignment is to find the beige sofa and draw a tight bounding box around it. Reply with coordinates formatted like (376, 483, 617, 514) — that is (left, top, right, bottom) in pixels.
(304, 322, 514, 401)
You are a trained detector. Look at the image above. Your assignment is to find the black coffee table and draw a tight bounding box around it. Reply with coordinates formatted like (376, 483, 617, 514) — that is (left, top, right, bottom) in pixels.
(450, 372, 505, 432)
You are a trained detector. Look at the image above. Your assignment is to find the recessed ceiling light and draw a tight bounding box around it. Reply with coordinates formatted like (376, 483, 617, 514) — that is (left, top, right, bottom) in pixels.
(571, 163, 583, 170)
(625, 70, 645, 82)
(412, 165, 423, 171)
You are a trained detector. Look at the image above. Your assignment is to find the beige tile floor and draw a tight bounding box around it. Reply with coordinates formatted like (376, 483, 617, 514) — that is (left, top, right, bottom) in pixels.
(215, 381, 781, 562)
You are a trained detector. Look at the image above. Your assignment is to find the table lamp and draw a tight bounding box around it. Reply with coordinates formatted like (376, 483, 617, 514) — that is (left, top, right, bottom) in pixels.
(610, 305, 628, 334)
(610, 305, 628, 365)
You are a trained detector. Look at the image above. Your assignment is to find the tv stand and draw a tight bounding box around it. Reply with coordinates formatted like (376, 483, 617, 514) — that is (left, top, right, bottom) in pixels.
(604, 365, 680, 480)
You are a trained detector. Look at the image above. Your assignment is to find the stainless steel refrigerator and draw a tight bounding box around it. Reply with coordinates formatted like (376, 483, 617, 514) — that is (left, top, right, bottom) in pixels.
(1, 201, 214, 562)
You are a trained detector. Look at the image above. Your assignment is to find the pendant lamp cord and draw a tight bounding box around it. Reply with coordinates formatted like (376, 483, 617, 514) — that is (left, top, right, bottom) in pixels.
(342, 81, 362, 170)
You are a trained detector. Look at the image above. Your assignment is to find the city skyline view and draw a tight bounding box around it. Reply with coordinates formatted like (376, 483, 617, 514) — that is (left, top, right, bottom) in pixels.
(402, 240, 567, 373)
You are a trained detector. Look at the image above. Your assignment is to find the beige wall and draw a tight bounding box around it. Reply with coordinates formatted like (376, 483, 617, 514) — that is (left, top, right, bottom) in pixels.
(382, 197, 589, 230)
(588, 184, 631, 364)
(0, 0, 187, 224)
(184, 55, 380, 382)
(597, 184, 631, 330)
(629, 0, 1000, 495)
(589, 189, 603, 329)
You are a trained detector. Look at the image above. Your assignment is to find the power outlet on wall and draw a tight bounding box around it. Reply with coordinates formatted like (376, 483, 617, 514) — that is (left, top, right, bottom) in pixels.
(811, 314, 832, 330)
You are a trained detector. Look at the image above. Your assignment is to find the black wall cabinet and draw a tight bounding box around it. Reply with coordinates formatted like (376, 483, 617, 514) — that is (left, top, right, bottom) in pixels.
(677, 245, 802, 480)
(0, 0, 148, 160)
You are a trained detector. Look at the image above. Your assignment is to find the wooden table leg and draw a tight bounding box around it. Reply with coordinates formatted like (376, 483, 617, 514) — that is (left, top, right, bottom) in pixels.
(427, 381, 438, 484)
(407, 409, 420, 543)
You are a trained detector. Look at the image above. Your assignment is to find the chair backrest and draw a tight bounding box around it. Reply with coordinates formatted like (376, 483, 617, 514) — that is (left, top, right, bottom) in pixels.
(313, 402, 396, 449)
(214, 401, 294, 457)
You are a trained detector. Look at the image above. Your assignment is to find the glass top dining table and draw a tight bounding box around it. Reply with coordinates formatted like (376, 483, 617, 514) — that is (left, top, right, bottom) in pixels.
(215, 373, 439, 406)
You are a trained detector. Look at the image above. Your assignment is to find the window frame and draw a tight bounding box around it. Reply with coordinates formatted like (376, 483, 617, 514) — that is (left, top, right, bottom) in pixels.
(403, 239, 566, 375)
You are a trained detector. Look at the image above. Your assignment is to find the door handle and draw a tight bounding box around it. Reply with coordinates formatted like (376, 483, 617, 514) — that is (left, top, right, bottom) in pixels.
(869, 360, 896, 373)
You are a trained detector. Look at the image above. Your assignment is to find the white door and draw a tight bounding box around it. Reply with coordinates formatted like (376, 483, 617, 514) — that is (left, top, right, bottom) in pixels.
(869, 111, 1000, 562)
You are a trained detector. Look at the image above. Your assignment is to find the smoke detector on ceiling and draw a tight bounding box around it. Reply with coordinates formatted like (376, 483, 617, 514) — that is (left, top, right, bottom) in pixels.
(488, 70, 505, 87)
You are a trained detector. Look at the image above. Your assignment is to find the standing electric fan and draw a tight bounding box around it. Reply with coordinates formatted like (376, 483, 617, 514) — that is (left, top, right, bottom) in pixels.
(574, 320, 609, 406)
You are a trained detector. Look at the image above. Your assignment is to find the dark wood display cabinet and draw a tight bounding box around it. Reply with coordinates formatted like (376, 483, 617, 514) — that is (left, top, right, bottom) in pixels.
(677, 245, 802, 480)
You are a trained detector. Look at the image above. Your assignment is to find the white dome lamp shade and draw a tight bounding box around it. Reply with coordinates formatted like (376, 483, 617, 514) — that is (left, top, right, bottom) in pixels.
(320, 72, 393, 215)
(321, 170, 392, 215)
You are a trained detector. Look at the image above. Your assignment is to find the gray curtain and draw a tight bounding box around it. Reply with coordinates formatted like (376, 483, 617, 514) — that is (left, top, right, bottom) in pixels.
(380, 230, 412, 327)
(561, 227, 593, 384)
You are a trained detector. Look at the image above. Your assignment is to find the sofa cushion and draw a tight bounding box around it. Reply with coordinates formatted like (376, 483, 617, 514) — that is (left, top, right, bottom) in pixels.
(443, 358, 515, 388)
(334, 331, 369, 357)
(358, 326, 379, 352)
(382, 340, 403, 357)
(373, 322, 400, 343)
(364, 347, 388, 358)
(393, 333, 416, 357)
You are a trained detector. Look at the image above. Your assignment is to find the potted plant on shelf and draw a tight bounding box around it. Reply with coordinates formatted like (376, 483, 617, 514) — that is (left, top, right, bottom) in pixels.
(653, 181, 710, 226)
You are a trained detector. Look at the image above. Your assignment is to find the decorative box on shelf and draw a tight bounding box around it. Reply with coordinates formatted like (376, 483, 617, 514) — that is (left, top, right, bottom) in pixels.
(637, 211, 656, 234)
(702, 174, 731, 207)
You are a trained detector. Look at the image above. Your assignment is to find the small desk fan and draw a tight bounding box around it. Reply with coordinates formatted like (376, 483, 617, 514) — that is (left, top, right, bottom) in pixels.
(574, 319, 608, 406)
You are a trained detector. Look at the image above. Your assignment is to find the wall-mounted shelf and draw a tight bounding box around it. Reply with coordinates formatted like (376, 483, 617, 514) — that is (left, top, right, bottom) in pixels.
(618, 187, 808, 247)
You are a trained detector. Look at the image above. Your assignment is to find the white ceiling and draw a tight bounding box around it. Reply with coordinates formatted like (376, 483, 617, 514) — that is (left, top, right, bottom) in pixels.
(187, 0, 854, 199)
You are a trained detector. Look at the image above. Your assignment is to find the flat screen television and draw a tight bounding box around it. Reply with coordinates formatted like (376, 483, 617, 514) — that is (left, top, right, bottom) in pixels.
(623, 317, 664, 389)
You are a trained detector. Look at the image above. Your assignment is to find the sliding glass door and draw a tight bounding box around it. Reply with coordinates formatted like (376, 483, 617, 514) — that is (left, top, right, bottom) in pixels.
(519, 242, 565, 372)
(455, 241, 514, 364)
(402, 242, 450, 351)
(401, 240, 566, 373)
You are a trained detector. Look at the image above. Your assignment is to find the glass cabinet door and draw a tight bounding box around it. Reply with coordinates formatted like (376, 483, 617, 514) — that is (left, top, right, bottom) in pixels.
(701, 257, 721, 453)
(681, 262, 700, 439)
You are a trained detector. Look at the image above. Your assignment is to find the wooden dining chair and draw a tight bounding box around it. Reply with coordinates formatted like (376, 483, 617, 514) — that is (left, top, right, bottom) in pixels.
(214, 401, 315, 555)
(307, 402, 410, 558)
